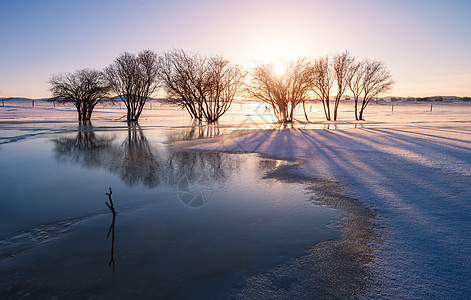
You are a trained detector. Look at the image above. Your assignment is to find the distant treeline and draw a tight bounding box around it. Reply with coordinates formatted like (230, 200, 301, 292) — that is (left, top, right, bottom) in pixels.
(3, 95, 471, 104)
(3, 96, 471, 102)
(386, 96, 471, 102)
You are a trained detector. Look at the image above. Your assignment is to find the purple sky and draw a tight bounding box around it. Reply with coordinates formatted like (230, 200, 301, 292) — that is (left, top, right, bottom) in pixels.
(1, 0, 470, 98)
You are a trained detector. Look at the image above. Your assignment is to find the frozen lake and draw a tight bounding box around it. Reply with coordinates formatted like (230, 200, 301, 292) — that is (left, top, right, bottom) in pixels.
(0, 116, 345, 298)
(1, 98, 471, 298)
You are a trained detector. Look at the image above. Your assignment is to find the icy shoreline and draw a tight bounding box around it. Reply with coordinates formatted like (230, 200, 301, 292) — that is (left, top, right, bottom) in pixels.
(176, 126, 471, 298)
(232, 166, 379, 299)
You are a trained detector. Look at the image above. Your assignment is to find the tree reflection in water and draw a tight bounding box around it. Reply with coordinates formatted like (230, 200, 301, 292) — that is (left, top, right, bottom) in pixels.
(166, 120, 222, 142)
(53, 122, 239, 190)
(109, 122, 162, 187)
(53, 121, 115, 168)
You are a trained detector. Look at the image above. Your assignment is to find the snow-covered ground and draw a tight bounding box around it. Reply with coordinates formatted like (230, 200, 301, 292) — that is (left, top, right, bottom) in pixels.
(175, 102, 471, 298)
(180, 126, 471, 298)
(2, 98, 471, 297)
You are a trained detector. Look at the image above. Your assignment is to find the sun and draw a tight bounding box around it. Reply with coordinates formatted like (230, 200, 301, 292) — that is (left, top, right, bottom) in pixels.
(274, 63, 285, 76)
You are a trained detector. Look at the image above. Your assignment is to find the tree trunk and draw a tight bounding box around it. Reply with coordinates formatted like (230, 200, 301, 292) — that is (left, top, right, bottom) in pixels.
(82, 104, 92, 121)
(135, 109, 142, 122)
(77, 107, 82, 122)
(333, 98, 340, 121)
(354, 99, 359, 120)
(289, 105, 294, 122)
(302, 101, 309, 122)
(326, 100, 331, 121)
(321, 99, 330, 121)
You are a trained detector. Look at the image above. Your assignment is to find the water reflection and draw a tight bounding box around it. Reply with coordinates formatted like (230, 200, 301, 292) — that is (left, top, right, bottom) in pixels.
(323, 123, 338, 130)
(53, 122, 114, 168)
(2, 125, 350, 299)
(110, 123, 161, 187)
(53, 123, 238, 191)
(107, 213, 116, 272)
(105, 188, 116, 272)
(166, 121, 222, 141)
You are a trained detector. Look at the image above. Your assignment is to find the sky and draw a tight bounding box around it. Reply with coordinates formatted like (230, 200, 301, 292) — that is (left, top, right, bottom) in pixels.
(1, 0, 470, 98)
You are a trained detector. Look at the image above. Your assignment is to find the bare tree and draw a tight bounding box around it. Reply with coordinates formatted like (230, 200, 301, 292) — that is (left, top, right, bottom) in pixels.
(247, 58, 314, 123)
(104, 50, 160, 122)
(332, 51, 355, 121)
(49, 69, 110, 122)
(203, 56, 245, 122)
(311, 56, 334, 121)
(158, 50, 204, 120)
(348, 60, 365, 120)
(158, 49, 245, 123)
(348, 60, 394, 120)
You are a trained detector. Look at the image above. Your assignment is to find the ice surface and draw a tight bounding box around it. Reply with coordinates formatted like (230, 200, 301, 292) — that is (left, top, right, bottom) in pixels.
(174, 101, 471, 298)
(194, 127, 471, 298)
(1, 98, 471, 298)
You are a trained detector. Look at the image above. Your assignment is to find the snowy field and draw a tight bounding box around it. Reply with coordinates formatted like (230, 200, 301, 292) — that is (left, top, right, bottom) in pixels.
(1, 98, 471, 298)
(178, 100, 471, 298)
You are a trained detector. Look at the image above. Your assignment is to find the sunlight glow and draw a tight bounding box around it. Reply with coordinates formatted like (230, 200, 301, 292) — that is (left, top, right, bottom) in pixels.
(274, 63, 285, 76)
(248, 34, 308, 65)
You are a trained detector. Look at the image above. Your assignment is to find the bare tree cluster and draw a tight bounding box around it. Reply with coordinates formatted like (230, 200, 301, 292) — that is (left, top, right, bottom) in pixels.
(49, 69, 110, 122)
(312, 51, 394, 121)
(158, 49, 245, 123)
(104, 50, 161, 122)
(50, 50, 161, 123)
(348, 59, 394, 120)
(311, 56, 334, 121)
(332, 51, 355, 120)
(49, 49, 393, 124)
(247, 58, 314, 123)
(247, 51, 393, 123)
